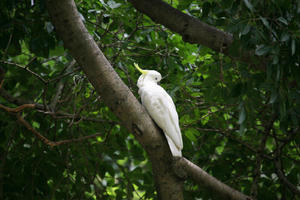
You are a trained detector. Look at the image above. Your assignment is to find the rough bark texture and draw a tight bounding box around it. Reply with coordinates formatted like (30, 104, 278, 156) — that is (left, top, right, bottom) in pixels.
(46, 0, 183, 199)
(46, 0, 253, 199)
(129, 0, 261, 66)
(174, 158, 253, 200)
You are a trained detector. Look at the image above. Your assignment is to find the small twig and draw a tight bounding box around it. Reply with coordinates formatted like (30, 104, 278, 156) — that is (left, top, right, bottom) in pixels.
(0, 67, 5, 89)
(274, 156, 300, 196)
(16, 113, 56, 146)
(0, 88, 44, 110)
(250, 134, 268, 198)
(49, 67, 81, 83)
(0, 61, 48, 84)
(0, 79, 3, 89)
(274, 135, 300, 197)
(36, 109, 114, 124)
(16, 113, 103, 147)
(25, 56, 37, 68)
(50, 132, 103, 146)
(49, 59, 76, 110)
(196, 127, 273, 160)
(0, 104, 36, 113)
(49, 80, 64, 110)
(220, 55, 224, 83)
(3, 33, 13, 59)
(116, 162, 141, 199)
(41, 55, 65, 64)
(41, 86, 49, 111)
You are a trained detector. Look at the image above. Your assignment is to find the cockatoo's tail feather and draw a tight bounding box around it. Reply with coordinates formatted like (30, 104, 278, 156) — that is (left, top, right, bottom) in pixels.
(165, 134, 182, 157)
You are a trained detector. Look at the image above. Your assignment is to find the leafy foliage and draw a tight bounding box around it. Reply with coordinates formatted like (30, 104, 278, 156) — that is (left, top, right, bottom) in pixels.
(0, 0, 299, 199)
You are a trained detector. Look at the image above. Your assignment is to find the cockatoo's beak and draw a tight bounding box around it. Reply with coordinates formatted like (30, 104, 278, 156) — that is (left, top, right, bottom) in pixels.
(134, 63, 148, 75)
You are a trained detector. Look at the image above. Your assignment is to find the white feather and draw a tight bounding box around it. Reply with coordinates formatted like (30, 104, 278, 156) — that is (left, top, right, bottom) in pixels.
(136, 69, 183, 157)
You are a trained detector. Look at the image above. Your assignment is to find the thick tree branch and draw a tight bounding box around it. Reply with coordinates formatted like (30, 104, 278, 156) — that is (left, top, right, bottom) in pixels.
(47, 0, 183, 199)
(128, 0, 263, 67)
(174, 158, 252, 200)
(46, 0, 252, 199)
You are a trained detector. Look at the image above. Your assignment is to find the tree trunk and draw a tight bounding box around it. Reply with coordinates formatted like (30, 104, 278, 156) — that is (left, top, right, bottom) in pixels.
(46, 0, 183, 199)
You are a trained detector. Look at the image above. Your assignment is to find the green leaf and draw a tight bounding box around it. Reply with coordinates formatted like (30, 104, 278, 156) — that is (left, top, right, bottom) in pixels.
(260, 17, 270, 29)
(279, 100, 287, 120)
(255, 45, 271, 56)
(238, 106, 246, 124)
(266, 138, 275, 152)
(32, 121, 40, 129)
(239, 123, 246, 135)
(177, 0, 193, 10)
(277, 17, 288, 25)
(291, 39, 296, 55)
(241, 24, 251, 35)
(243, 0, 254, 12)
(107, 0, 121, 9)
(272, 55, 279, 65)
(185, 128, 199, 142)
(45, 22, 54, 33)
(269, 90, 277, 104)
(280, 33, 290, 42)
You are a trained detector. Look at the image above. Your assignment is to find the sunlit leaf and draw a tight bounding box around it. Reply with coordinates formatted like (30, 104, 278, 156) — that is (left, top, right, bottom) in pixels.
(255, 45, 271, 56)
(243, 0, 254, 12)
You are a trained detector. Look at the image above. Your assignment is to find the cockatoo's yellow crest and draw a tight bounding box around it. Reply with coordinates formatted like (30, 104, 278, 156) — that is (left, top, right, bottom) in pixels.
(134, 63, 148, 75)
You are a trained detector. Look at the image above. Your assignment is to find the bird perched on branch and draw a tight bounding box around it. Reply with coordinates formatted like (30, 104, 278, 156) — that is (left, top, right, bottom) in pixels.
(134, 63, 183, 157)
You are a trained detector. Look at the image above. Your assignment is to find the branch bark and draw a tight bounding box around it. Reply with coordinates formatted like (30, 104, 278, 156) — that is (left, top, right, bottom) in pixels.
(46, 0, 252, 199)
(128, 0, 263, 68)
(174, 158, 252, 200)
(0, 103, 36, 113)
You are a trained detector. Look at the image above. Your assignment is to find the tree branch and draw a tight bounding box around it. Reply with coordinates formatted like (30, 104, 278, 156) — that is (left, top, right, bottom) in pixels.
(274, 159, 300, 197)
(16, 113, 103, 147)
(128, 0, 264, 68)
(0, 61, 48, 84)
(0, 87, 113, 125)
(0, 104, 36, 112)
(174, 157, 252, 200)
(0, 67, 5, 89)
(274, 139, 300, 197)
(50, 59, 76, 110)
(0, 88, 45, 110)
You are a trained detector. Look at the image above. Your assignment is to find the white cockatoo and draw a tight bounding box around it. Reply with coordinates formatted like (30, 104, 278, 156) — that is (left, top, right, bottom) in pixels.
(134, 63, 183, 157)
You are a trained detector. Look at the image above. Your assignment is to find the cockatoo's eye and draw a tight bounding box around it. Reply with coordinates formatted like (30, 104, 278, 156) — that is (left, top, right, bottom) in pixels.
(155, 77, 158, 80)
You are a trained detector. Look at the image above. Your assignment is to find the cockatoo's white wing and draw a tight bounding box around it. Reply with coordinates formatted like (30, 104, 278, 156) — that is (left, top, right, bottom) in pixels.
(139, 84, 183, 156)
